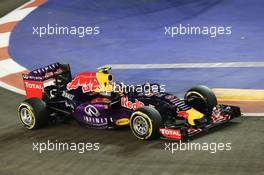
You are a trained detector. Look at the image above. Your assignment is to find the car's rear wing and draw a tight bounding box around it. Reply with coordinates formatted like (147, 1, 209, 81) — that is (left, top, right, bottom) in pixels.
(22, 63, 71, 99)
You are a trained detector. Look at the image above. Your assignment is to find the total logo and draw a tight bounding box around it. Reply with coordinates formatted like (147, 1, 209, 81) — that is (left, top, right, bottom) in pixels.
(121, 96, 144, 111)
(84, 105, 100, 117)
(159, 128, 181, 140)
(24, 81, 43, 89)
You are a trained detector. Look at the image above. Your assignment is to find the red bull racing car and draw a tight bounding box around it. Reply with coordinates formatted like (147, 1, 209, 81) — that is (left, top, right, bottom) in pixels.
(18, 63, 241, 140)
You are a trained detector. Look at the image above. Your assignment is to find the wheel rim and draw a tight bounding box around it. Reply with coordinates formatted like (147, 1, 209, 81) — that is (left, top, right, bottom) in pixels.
(20, 108, 34, 126)
(132, 115, 149, 136)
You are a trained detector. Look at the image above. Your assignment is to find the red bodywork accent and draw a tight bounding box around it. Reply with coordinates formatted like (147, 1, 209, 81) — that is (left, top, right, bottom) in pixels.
(177, 111, 189, 119)
(159, 128, 182, 140)
(23, 80, 43, 99)
(67, 72, 101, 93)
(211, 107, 231, 123)
(188, 128, 202, 135)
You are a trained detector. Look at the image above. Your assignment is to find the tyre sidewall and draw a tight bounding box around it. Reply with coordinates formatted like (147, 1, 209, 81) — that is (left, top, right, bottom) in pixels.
(18, 98, 48, 129)
(18, 104, 37, 129)
(130, 106, 162, 140)
(185, 85, 217, 115)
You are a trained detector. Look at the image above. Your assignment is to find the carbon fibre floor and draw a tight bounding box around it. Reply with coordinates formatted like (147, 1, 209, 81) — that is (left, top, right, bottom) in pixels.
(0, 87, 263, 175)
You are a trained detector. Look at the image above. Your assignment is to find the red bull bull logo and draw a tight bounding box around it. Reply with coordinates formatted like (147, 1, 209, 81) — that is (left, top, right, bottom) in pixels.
(67, 72, 101, 93)
(177, 111, 189, 119)
(178, 109, 204, 126)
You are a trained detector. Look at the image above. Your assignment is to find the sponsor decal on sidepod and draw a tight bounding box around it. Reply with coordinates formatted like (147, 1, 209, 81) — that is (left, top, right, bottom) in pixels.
(83, 105, 113, 126)
(84, 105, 100, 117)
(115, 118, 130, 126)
(121, 96, 144, 110)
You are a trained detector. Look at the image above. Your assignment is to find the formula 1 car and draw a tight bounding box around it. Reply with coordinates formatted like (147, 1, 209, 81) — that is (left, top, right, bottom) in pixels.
(18, 63, 241, 140)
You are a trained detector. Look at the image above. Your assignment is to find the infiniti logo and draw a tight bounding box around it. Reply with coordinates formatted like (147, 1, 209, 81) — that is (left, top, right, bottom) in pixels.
(84, 105, 100, 117)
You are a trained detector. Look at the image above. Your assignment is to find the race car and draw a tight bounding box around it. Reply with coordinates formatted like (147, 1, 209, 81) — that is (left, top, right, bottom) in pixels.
(18, 62, 241, 140)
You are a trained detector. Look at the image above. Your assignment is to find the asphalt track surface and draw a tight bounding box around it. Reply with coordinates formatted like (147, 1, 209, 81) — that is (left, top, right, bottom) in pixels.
(1, 1, 264, 175)
(1, 87, 264, 175)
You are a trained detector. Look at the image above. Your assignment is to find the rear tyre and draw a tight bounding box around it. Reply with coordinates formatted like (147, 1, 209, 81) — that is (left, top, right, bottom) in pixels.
(18, 98, 48, 129)
(184, 85, 217, 116)
(130, 106, 163, 140)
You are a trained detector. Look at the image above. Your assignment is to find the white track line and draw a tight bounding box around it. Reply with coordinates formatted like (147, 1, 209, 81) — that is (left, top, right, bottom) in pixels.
(0, 0, 38, 95)
(0, 81, 25, 95)
(0, 59, 27, 78)
(103, 62, 264, 69)
(242, 113, 264, 117)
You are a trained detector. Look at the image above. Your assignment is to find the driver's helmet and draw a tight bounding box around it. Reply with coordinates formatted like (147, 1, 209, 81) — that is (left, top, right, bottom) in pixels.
(95, 66, 113, 94)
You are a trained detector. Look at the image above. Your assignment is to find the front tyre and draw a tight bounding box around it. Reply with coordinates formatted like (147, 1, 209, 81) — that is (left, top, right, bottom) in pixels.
(130, 106, 162, 140)
(18, 98, 48, 129)
(184, 85, 217, 116)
